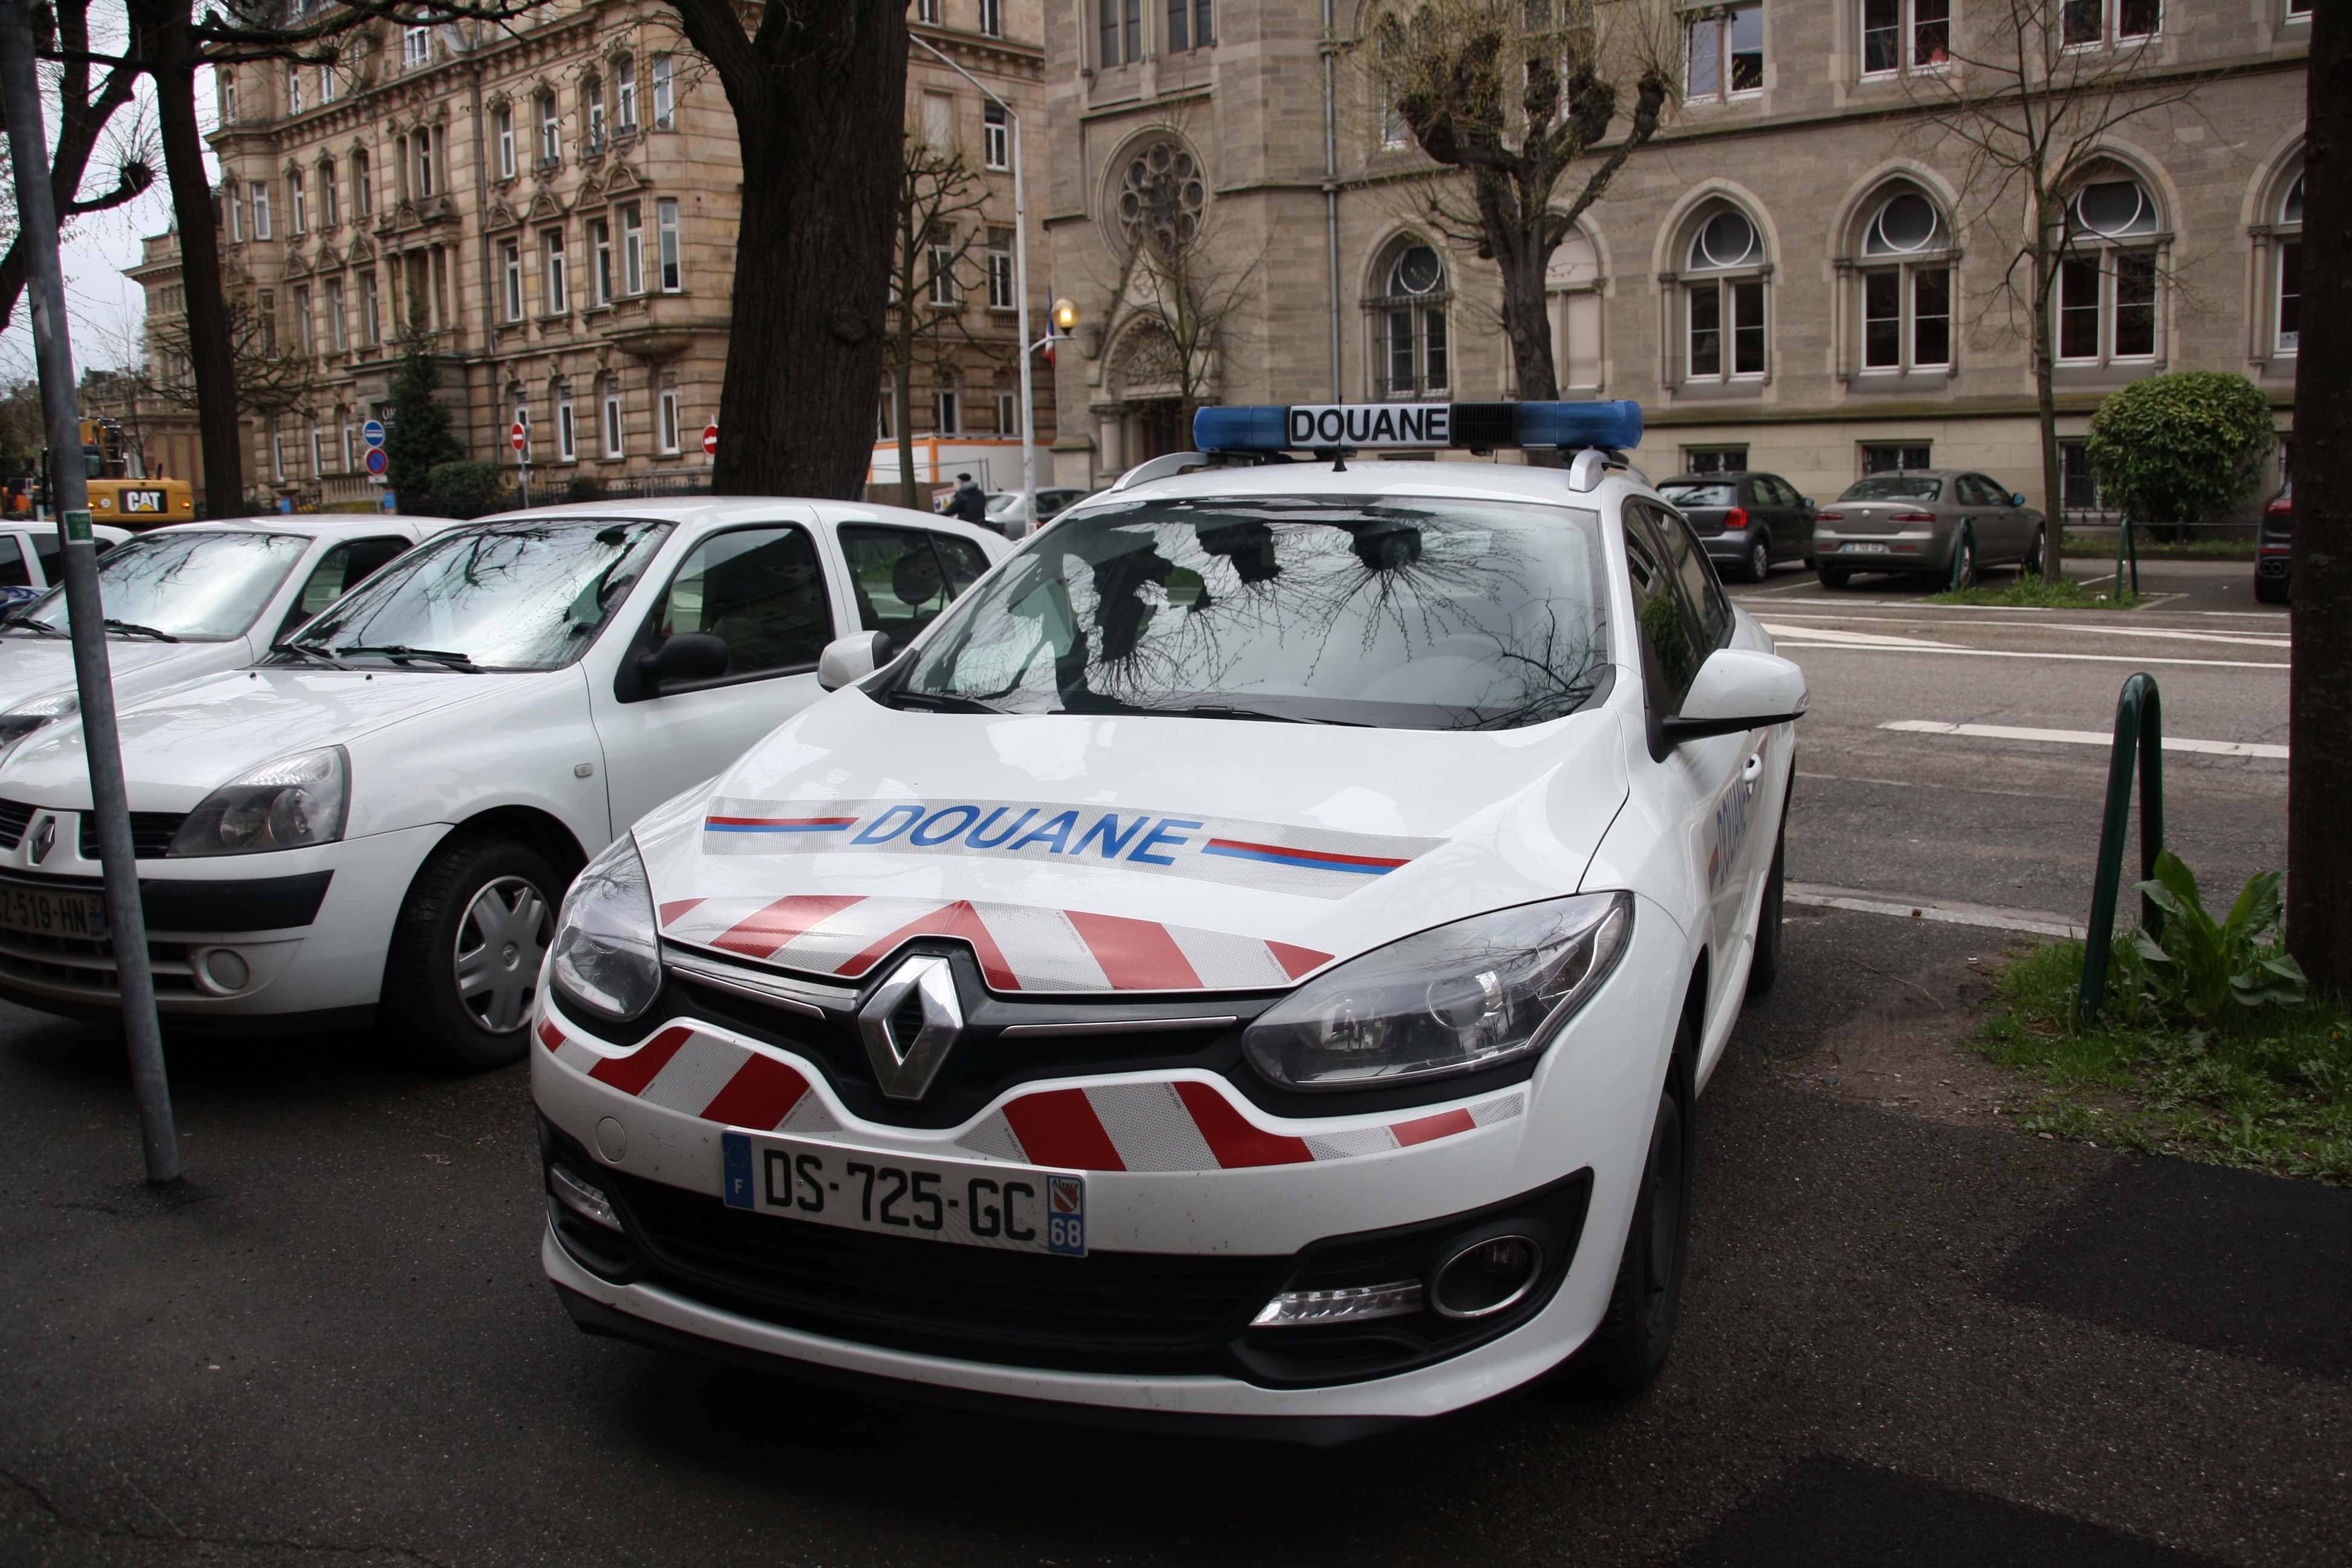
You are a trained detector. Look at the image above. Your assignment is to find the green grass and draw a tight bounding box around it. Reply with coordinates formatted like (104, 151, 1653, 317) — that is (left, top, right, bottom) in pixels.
(1926, 573, 2145, 609)
(1974, 941, 2352, 1183)
(2062, 531, 2256, 561)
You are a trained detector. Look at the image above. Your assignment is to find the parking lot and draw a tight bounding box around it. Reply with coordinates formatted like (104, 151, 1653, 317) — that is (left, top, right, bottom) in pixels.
(4, 549, 2344, 1568)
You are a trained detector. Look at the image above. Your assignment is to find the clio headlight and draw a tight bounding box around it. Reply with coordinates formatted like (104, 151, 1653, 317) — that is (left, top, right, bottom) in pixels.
(0, 690, 77, 751)
(168, 746, 350, 857)
(1243, 893, 1632, 1091)
(549, 835, 662, 1024)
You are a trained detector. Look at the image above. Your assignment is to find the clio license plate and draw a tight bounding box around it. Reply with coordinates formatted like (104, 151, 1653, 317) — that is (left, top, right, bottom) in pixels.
(0, 878, 108, 940)
(720, 1129, 1086, 1256)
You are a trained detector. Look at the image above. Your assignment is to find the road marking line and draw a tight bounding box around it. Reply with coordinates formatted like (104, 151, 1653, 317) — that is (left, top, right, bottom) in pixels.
(1771, 641, 2287, 671)
(1881, 719, 2287, 759)
(1785, 882, 2083, 939)
(1760, 622, 1959, 650)
(1759, 613, 2287, 649)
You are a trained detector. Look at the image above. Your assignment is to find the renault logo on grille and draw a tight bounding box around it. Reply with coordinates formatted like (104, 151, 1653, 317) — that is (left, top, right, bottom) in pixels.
(857, 955, 963, 1100)
(28, 814, 56, 866)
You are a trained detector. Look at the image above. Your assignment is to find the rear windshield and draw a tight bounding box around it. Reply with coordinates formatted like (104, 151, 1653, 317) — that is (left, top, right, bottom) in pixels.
(892, 494, 1612, 731)
(1659, 482, 1738, 509)
(1840, 477, 1944, 501)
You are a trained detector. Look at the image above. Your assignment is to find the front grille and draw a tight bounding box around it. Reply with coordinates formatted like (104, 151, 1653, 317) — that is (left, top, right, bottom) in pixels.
(79, 812, 185, 860)
(605, 1165, 1285, 1373)
(0, 799, 29, 850)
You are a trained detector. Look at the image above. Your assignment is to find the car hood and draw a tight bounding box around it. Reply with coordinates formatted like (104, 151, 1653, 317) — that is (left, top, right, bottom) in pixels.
(0, 635, 216, 709)
(634, 688, 1632, 995)
(0, 666, 502, 811)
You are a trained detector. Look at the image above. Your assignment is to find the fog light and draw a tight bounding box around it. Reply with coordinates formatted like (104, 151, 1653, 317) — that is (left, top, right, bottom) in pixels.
(1430, 1234, 1542, 1319)
(199, 948, 251, 993)
(1251, 1279, 1423, 1328)
(550, 1165, 622, 1232)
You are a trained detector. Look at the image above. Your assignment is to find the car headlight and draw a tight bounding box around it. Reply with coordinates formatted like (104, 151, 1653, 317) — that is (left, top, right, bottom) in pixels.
(549, 835, 661, 1025)
(168, 745, 350, 857)
(1243, 893, 1633, 1091)
(0, 690, 75, 750)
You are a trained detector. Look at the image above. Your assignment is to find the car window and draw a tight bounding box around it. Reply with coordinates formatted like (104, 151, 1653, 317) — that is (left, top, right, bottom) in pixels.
(652, 524, 832, 679)
(1760, 476, 1797, 508)
(840, 524, 959, 644)
(1650, 503, 1732, 650)
(16, 528, 309, 641)
(898, 494, 1612, 731)
(930, 532, 991, 596)
(1658, 482, 1738, 509)
(1841, 475, 1943, 502)
(1622, 506, 1707, 715)
(0, 540, 29, 589)
(275, 536, 415, 642)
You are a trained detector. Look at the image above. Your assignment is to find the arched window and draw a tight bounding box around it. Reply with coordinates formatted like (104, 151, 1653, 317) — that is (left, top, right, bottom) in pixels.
(1370, 239, 1449, 399)
(1681, 204, 1766, 384)
(2057, 174, 2161, 365)
(1855, 188, 1951, 374)
(319, 157, 339, 226)
(583, 73, 605, 152)
(2275, 173, 2303, 356)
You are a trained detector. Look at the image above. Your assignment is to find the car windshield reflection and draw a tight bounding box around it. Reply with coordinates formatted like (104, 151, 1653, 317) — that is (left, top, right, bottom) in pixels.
(10, 529, 307, 642)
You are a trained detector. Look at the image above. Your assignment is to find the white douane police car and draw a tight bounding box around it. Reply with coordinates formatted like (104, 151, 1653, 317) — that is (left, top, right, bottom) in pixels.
(0, 501, 1006, 1067)
(532, 402, 1806, 1440)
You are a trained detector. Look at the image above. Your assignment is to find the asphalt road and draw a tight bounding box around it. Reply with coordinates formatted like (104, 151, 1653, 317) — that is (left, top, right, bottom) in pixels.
(3, 557, 2338, 1568)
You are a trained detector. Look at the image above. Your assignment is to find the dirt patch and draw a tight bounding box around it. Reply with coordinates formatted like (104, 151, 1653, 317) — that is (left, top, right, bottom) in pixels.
(1774, 947, 2040, 1129)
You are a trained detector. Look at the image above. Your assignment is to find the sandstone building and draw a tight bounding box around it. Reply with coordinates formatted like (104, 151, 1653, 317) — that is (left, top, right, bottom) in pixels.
(1043, 0, 2310, 516)
(126, 1, 1053, 509)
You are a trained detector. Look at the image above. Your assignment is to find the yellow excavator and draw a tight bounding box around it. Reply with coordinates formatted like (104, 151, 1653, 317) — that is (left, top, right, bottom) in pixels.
(46, 419, 195, 528)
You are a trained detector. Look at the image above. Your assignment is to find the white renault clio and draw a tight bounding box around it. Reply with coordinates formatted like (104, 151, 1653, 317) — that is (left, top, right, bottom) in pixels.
(0, 500, 1007, 1067)
(532, 402, 1805, 1441)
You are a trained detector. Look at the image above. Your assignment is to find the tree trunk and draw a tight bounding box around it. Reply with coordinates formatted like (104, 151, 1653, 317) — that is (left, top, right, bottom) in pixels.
(131, 1, 243, 516)
(2290, 3, 2351, 1004)
(2031, 231, 2065, 582)
(1498, 236, 1557, 404)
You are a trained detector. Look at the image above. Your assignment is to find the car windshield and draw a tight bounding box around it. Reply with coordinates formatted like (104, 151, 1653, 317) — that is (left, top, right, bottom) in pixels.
(11, 529, 306, 641)
(894, 494, 1612, 731)
(984, 493, 1021, 516)
(283, 518, 670, 671)
(1659, 482, 1738, 508)
(1841, 476, 1944, 501)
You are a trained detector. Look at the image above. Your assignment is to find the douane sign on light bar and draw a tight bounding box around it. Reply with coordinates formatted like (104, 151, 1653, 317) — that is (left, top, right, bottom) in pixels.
(1285, 403, 1451, 449)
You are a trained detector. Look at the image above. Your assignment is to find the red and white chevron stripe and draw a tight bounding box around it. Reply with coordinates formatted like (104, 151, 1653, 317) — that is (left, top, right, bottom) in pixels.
(655, 893, 1333, 994)
(538, 1014, 1521, 1173)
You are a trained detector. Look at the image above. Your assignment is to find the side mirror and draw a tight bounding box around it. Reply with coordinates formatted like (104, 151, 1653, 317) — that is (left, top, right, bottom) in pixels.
(1661, 648, 1808, 745)
(1802, 497, 1815, 509)
(639, 631, 730, 688)
(817, 629, 893, 691)
(2013, 493, 2030, 508)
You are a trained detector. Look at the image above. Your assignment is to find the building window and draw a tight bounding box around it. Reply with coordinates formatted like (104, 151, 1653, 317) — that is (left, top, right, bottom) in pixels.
(985, 227, 1014, 309)
(544, 229, 569, 312)
(584, 73, 605, 151)
(927, 226, 959, 307)
(1683, 446, 1748, 475)
(2057, 176, 2160, 364)
(601, 377, 624, 457)
(258, 292, 277, 354)
(361, 269, 381, 345)
(983, 102, 1010, 171)
(995, 385, 1019, 437)
(495, 104, 515, 178)
(270, 417, 285, 482)
(652, 55, 675, 129)
(1861, 0, 1950, 75)
(342, 418, 356, 472)
(1686, 3, 1763, 102)
(537, 91, 560, 164)
(319, 63, 336, 105)
(590, 217, 613, 305)
(220, 71, 237, 125)
(2059, 440, 2106, 512)
(250, 180, 272, 239)
(921, 90, 953, 148)
(2287, 0, 2312, 19)
(501, 240, 523, 321)
(556, 382, 577, 461)
(2063, 0, 2161, 48)
(916, 0, 939, 21)
(324, 276, 346, 350)
(658, 387, 681, 454)
(414, 128, 435, 198)
(320, 158, 338, 225)
(615, 57, 638, 133)
(1682, 206, 1766, 382)
(654, 199, 682, 292)
(1861, 442, 1932, 475)
(620, 202, 644, 293)
(1371, 241, 1449, 399)
(1168, 0, 1213, 51)
(979, 0, 1003, 38)
(287, 64, 303, 116)
(310, 425, 325, 478)
(1100, 0, 1142, 67)
(1857, 190, 1951, 373)
(293, 283, 314, 354)
(403, 24, 431, 70)
(935, 371, 961, 436)
(289, 169, 307, 233)
(2275, 174, 2302, 356)
(353, 148, 370, 217)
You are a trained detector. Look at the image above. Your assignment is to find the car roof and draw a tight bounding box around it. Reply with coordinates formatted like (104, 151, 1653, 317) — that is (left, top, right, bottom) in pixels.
(1849, 469, 1964, 480)
(464, 496, 1007, 550)
(139, 514, 451, 540)
(1071, 458, 1645, 513)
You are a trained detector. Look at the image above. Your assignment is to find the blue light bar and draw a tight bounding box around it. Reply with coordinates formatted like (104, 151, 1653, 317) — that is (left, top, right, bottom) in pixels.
(1192, 400, 1642, 455)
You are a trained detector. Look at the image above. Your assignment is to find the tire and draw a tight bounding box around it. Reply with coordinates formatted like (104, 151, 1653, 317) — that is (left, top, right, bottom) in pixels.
(2253, 574, 2288, 606)
(1743, 537, 1771, 583)
(1747, 819, 1785, 998)
(1575, 1026, 1695, 1397)
(2023, 526, 2048, 578)
(385, 834, 563, 1072)
(1815, 566, 1851, 589)
(1948, 527, 1978, 590)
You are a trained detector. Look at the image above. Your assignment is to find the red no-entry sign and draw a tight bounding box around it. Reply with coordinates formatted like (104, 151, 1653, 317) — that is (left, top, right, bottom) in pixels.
(702, 423, 718, 456)
(511, 420, 528, 452)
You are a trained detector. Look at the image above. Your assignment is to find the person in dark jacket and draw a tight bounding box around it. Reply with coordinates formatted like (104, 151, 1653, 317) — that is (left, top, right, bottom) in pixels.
(947, 472, 987, 524)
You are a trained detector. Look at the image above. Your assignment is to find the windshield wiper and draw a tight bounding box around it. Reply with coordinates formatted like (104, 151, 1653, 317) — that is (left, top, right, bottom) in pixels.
(1158, 702, 1367, 727)
(271, 640, 348, 668)
(883, 689, 1005, 715)
(1, 615, 65, 638)
(332, 644, 484, 672)
(103, 619, 180, 642)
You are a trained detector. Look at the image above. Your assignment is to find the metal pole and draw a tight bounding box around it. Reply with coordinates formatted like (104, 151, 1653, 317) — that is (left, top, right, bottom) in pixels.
(0, 1, 178, 1183)
(910, 34, 1036, 539)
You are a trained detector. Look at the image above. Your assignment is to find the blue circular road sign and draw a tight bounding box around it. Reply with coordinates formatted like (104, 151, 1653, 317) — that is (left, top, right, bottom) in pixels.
(364, 446, 390, 476)
(361, 419, 387, 448)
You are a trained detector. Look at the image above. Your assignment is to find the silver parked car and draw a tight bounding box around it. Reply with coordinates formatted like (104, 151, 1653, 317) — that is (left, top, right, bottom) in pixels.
(1812, 469, 2048, 589)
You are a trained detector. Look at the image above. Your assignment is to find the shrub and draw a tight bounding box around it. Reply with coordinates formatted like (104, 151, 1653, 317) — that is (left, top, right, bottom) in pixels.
(425, 461, 504, 505)
(566, 476, 606, 503)
(2085, 371, 2276, 528)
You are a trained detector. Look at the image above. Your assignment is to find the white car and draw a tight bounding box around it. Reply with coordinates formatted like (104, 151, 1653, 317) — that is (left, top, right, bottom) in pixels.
(531, 402, 1806, 1441)
(981, 486, 1093, 534)
(0, 500, 1008, 1068)
(0, 519, 135, 611)
(0, 515, 442, 756)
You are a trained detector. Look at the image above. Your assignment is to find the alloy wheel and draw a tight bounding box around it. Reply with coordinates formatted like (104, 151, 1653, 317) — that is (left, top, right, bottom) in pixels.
(452, 874, 552, 1033)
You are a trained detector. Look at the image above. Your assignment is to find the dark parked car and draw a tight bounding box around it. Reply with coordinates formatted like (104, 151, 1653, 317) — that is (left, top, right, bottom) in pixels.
(1656, 471, 1817, 581)
(1812, 469, 2047, 589)
(2256, 478, 2290, 605)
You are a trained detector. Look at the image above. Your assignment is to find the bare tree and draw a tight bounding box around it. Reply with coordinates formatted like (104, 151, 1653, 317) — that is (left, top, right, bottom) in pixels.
(881, 128, 995, 506)
(1359, 0, 1675, 410)
(1093, 138, 1261, 439)
(1898, 0, 2205, 580)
